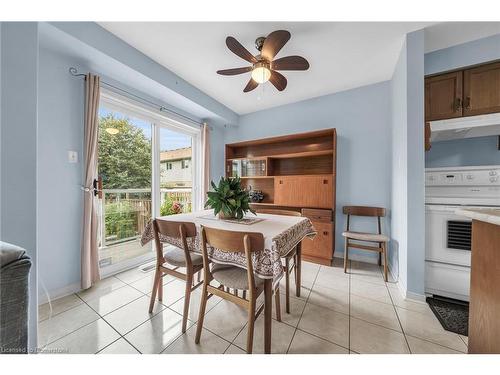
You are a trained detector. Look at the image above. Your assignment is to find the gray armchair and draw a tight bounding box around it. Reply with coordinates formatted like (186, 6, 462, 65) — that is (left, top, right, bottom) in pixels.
(0, 241, 32, 354)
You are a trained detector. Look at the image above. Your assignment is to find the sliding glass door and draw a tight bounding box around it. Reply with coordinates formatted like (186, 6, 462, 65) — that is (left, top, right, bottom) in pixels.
(97, 91, 200, 274)
(97, 105, 153, 270)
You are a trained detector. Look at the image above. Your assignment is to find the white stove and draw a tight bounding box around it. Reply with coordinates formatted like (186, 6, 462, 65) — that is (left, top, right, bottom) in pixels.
(425, 165, 500, 301)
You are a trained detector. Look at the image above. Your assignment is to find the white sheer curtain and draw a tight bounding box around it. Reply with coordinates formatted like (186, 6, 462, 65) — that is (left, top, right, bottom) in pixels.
(81, 73, 101, 289)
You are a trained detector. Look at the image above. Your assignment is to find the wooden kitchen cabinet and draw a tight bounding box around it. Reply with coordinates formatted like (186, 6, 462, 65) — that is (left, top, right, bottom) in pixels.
(274, 175, 333, 208)
(463, 62, 500, 117)
(301, 221, 333, 265)
(425, 71, 463, 121)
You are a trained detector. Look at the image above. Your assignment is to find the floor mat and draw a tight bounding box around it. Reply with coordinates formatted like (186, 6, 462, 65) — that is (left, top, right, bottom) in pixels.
(426, 296, 469, 336)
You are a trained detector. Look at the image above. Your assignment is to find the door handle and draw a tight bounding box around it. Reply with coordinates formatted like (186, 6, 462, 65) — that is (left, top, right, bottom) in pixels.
(93, 177, 103, 199)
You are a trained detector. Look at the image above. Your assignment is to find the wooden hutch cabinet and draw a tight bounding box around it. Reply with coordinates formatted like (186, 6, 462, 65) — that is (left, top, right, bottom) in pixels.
(225, 129, 337, 266)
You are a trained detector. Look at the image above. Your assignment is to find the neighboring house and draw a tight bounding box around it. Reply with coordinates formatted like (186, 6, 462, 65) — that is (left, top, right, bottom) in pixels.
(160, 147, 192, 188)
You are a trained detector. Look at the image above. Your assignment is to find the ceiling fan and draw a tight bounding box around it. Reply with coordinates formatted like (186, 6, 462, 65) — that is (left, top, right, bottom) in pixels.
(216, 30, 310, 93)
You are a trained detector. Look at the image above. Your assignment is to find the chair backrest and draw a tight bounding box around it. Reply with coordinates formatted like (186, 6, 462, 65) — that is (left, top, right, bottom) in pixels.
(343, 206, 386, 217)
(201, 226, 264, 253)
(152, 219, 197, 266)
(153, 219, 197, 238)
(256, 208, 302, 217)
(200, 226, 264, 293)
(343, 206, 386, 235)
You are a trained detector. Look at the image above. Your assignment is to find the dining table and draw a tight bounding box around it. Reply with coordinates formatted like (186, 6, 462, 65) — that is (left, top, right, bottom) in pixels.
(140, 209, 316, 353)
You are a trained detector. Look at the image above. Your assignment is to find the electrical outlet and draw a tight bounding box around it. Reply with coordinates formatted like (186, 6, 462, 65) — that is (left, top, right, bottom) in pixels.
(68, 151, 78, 163)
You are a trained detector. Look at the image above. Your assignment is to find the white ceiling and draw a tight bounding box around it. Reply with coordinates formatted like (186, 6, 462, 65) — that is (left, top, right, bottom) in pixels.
(99, 22, 500, 115)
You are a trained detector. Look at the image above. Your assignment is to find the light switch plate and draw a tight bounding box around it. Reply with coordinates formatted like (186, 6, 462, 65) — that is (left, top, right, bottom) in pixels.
(68, 151, 78, 163)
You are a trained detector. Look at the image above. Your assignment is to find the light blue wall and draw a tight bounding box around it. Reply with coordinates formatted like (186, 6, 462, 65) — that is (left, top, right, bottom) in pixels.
(426, 136, 500, 167)
(425, 33, 500, 76)
(405, 30, 425, 296)
(390, 30, 426, 296)
(0, 22, 39, 351)
(425, 33, 500, 168)
(390, 39, 407, 290)
(37, 48, 86, 297)
(228, 82, 393, 260)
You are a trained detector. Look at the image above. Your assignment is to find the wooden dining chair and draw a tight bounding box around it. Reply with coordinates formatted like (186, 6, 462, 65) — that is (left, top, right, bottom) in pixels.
(341, 206, 389, 281)
(256, 208, 301, 314)
(149, 219, 204, 333)
(195, 226, 281, 354)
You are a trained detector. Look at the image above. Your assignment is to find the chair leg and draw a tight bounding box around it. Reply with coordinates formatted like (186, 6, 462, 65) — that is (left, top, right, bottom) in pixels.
(295, 244, 302, 298)
(182, 272, 193, 333)
(158, 274, 163, 302)
(246, 299, 256, 354)
(285, 258, 290, 314)
(378, 249, 382, 266)
(344, 238, 349, 273)
(148, 269, 161, 313)
(383, 243, 388, 282)
(275, 287, 282, 322)
(195, 283, 209, 344)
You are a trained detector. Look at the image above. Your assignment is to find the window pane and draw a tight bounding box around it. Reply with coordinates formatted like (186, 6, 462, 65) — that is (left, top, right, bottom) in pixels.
(159, 128, 193, 215)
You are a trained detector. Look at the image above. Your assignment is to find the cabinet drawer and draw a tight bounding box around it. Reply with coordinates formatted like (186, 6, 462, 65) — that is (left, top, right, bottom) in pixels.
(301, 208, 332, 222)
(302, 221, 333, 260)
(274, 175, 333, 208)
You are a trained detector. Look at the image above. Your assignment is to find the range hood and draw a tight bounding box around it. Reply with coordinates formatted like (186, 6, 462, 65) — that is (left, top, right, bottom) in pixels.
(430, 113, 500, 142)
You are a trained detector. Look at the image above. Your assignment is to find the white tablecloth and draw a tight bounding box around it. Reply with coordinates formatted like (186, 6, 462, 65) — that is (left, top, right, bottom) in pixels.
(141, 210, 316, 282)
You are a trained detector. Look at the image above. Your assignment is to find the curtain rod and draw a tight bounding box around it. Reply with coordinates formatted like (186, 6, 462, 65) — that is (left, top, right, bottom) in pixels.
(69, 67, 205, 129)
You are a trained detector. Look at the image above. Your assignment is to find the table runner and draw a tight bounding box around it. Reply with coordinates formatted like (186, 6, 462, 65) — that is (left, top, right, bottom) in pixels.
(140, 210, 316, 282)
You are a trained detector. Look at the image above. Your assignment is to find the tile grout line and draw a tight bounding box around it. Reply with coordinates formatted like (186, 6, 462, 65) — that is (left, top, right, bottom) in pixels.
(383, 270, 412, 354)
(75, 291, 145, 354)
(285, 264, 320, 354)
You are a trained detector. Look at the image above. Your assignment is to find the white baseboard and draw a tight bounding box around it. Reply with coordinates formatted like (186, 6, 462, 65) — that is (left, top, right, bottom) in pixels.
(38, 282, 81, 305)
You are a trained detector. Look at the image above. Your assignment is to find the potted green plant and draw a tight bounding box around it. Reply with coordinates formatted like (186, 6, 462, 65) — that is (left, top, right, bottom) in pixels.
(205, 177, 256, 220)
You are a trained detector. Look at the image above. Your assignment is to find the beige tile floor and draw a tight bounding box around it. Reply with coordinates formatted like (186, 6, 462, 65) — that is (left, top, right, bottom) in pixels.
(38, 259, 468, 354)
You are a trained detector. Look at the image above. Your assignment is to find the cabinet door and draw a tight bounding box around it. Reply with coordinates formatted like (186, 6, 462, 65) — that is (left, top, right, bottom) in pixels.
(464, 62, 500, 116)
(274, 175, 333, 208)
(425, 71, 463, 121)
(302, 221, 333, 260)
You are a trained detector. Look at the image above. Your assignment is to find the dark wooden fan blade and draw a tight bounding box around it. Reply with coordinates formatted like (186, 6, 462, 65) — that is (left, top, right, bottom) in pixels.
(269, 71, 287, 91)
(261, 30, 291, 61)
(243, 78, 258, 93)
(272, 55, 310, 71)
(217, 67, 252, 76)
(226, 37, 258, 64)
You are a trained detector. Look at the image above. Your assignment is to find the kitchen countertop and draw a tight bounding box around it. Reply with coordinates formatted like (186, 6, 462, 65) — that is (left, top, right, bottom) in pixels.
(455, 208, 500, 226)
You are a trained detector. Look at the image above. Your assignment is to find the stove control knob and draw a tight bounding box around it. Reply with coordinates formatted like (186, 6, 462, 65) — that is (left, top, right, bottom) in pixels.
(489, 171, 498, 176)
(490, 176, 498, 183)
(466, 174, 474, 180)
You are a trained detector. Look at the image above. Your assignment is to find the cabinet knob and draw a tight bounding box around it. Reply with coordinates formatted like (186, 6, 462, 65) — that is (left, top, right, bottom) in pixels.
(323, 231, 329, 236)
(279, 180, 283, 184)
(323, 179, 328, 184)
(465, 96, 471, 110)
(453, 97, 462, 112)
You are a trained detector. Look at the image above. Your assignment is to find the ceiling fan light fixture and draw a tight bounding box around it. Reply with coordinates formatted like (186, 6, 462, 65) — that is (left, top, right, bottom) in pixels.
(251, 62, 271, 84)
